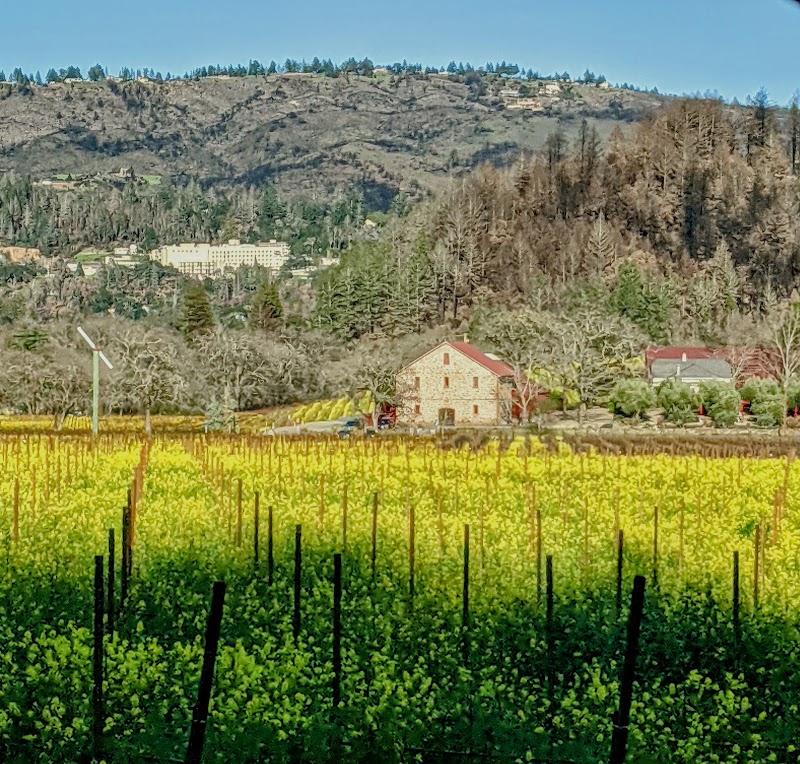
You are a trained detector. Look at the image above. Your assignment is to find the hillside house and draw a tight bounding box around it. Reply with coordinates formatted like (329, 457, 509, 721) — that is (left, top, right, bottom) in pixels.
(397, 341, 514, 426)
(646, 346, 778, 384)
(650, 358, 733, 391)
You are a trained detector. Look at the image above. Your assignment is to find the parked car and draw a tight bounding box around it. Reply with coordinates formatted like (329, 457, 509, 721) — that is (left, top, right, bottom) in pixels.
(337, 417, 362, 439)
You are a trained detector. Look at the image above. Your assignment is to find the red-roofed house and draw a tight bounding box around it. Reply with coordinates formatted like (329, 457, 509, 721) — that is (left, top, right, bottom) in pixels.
(397, 341, 515, 426)
(645, 346, 779, 383)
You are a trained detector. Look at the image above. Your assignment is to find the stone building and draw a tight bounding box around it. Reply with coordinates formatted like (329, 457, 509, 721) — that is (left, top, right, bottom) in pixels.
(397, 341, 514, 426)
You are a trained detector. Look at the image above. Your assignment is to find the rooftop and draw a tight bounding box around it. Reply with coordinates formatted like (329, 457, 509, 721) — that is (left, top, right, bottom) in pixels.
(448, 341, 515, 377)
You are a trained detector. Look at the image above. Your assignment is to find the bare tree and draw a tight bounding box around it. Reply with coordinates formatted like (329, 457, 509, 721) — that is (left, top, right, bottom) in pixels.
(547, 310, 642, 424)
(108, 325, 187, 434)
(765, 303, 800, 420)
(476, 308, 550, 423)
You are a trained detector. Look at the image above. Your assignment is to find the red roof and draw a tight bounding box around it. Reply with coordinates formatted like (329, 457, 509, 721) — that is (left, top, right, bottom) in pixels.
(646, 346, 780, 381)
(449, 341, 515, 377)
(645, 346, 714, 365)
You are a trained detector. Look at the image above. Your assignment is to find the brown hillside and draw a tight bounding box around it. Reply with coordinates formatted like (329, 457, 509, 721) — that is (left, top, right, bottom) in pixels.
(0, 74, 665, 203)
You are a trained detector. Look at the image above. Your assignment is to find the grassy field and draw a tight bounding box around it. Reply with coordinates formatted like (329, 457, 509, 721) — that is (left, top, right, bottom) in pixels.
(1, 433, 798, 762)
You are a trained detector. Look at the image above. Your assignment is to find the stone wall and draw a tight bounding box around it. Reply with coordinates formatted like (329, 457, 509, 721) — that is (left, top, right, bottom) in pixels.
(397, 344, 512, 425)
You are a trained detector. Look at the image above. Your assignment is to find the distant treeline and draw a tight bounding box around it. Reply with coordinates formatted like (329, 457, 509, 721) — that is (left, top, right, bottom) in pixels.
(0, 57, 619, 88)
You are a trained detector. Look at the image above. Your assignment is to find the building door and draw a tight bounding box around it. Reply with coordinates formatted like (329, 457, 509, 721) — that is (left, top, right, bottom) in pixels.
(438, 408, 455, 426)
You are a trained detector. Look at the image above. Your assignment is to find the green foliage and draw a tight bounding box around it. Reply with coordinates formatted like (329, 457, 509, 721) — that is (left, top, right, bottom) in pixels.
(750, 395, 785, 428)
(656, 379, 698, 425)
(608, 378, 656, 418)
(180, 281, 214, 341)
(249, 279, 282, 332)
(698, 382, 741, 427)
(610, 262, 676, 343)
(740, 378, 783, 427)
(8, 327, 49, 351)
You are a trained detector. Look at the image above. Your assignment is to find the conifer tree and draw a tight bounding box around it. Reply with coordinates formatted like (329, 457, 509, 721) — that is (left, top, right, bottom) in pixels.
(249, 279, 283, 332)
(181, 281, 214, 341)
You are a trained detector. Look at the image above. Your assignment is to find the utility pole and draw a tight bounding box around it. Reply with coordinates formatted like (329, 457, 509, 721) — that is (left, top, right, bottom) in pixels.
(78, 327, 113, 436)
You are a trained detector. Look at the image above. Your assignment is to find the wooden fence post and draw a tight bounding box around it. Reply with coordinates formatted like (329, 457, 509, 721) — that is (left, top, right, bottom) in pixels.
(332, 553, 342, 709)
(371, 493, 378, 580)
(616, 530, 624, 619)
(609, 575, 646, 764)
(463, 524, 470, 663)
(253, 492, 260, 568)
(185, 582, 227, 764)
(733, 551, 740, 646)
(409, 504, 416, 604)
(268, 504, 274, 586)
(294, 525, 302, 645)
(236, 479, 243, 547)
(107, 530, 115, 640)
(12, 479, 19, 544)
(93, 555, 105, 762)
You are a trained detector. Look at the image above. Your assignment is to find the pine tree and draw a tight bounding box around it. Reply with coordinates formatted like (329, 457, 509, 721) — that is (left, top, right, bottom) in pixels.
(249, 279, 283, 332)
(181, 281, 214, 341)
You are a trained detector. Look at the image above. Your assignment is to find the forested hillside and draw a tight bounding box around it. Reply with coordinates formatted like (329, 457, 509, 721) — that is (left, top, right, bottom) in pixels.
(0, 70, 660, 202)
(1, 93, 800, 423)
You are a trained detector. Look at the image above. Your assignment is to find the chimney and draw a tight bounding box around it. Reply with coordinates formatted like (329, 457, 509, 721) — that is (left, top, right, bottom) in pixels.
(681, 352, 687, 363)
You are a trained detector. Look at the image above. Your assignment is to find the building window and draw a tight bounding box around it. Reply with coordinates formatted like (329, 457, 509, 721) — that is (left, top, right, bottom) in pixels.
(473, 405, 479, 416)
(443, 352, 450, 365)
(444, 376, 450, 389)
(414, 404, 421, 415)
(472, 376, 479, 389)
(415, 376, 420, 389)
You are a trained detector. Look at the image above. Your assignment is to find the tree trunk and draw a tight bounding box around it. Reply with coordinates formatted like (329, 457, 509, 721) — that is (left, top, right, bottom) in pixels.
(578, 402, 586, 425)
(145, 408, 152, 436)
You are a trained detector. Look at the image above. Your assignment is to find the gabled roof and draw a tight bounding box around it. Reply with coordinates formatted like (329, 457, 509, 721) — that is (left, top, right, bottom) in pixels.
(449, 341, 515, 377)
(651, 358, 732, 380)
(646, 346, 714, 365)
(402, 341, 514, 378)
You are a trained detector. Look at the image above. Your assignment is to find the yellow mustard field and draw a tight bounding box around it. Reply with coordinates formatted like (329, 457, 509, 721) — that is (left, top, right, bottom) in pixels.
(0, 434, 798, 763)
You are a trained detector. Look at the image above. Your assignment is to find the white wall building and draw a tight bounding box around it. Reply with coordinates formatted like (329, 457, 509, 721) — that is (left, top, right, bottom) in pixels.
(151, 239, 291, 277)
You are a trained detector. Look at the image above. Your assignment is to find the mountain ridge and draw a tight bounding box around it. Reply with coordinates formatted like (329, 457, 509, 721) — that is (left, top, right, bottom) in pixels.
(0, 73, 666, 205)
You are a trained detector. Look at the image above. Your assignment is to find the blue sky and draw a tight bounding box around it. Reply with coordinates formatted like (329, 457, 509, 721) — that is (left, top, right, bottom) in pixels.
(4, 0, 799, 102)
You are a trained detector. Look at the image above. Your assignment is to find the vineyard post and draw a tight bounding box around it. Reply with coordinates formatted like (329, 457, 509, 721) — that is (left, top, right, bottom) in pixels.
(733, 551, 740, 647)
(92, 555, 105, 762)
(236, 479, 243, 547)
(463, 524, 470, 664)
(409, 504, 416, 606)
(107, 529, 115, 640)
(121, 504, 129, 607)
(12, 479, 18, 544)
(754, 523, 760, 611)
(610, 575, 646, 764)
(332, 553, 342, 709)
(253, 491, 260, 568)
(652, 506, 659, 591)
(371, 492, 378, 581)
(185, 581, 227, 764)
(546, 555, 554, 697)
(536, 508, 542, 607)
(126, 487, 133, 578)
(294, 525, 302, 645)
(268, 505, 274, 586)
(342, 482, 348, 552)
(616, 530, 624, 619)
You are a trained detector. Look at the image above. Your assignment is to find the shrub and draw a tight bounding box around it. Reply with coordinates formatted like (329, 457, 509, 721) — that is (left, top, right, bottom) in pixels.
(750, 394, 784, 427)
(698, 382, 740, 427)
(657, 379, 698, 425)
(609, 379, 656, 418)
(740, 378, 784, 427)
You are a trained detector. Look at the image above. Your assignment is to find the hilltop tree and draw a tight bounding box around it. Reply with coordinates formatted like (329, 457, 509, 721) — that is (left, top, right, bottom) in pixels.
(181, 282, 214, 341)
(87, 64, 106, 82)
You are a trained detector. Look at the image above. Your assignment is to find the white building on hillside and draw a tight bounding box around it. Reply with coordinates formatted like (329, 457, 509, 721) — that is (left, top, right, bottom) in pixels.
(151, 239, 291, 277)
